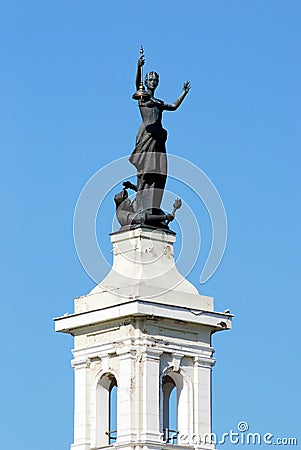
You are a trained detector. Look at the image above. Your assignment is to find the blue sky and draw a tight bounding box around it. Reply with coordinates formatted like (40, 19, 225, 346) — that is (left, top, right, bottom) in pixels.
(1, 1, 300, 449)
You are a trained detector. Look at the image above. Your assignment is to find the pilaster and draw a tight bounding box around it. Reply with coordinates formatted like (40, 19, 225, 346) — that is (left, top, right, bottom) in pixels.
(140, 348, 162, 443)
(116, 347, 138, 444)
(193, 355, 215, 439)
(71, 358, 91, 450)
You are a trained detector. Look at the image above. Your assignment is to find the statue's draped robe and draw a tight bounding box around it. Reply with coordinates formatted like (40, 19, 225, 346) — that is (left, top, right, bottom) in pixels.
(129, 98, 167, 213)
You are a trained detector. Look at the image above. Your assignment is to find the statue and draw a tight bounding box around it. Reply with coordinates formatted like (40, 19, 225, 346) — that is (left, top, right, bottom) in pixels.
(115, 47, 190, 230)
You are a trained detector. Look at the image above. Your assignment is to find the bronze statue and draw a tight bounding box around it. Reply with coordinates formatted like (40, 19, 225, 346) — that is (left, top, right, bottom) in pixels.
(115, 47, 190, 230)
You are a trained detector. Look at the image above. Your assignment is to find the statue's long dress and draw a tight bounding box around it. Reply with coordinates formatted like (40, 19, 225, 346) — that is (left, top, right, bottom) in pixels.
(129, 98, 167, 214)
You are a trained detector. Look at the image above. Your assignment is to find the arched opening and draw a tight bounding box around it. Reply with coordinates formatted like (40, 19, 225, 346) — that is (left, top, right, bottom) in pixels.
(108, 378, 117, 444)
(162, 375, 178, 443)
(96, 373, 118, 446)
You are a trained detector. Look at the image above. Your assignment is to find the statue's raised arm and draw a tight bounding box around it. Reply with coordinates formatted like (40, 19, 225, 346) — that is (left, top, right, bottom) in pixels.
(132, 47, 150, 102)
(163, 81, 191, 111)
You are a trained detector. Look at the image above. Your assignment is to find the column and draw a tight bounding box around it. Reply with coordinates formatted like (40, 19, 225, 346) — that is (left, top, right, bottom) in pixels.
(71, 357, 91, 450)
(140, 348, 162, 443)
(116, 347, 137, 444)
(193, 354, 215, 447)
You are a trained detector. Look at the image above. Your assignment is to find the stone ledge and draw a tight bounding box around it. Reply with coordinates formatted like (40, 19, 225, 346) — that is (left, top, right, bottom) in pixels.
(54, 298, 232, 335)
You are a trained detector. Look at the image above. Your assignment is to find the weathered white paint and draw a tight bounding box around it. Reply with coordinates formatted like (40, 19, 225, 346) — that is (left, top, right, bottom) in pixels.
(55, 229, 232, 450)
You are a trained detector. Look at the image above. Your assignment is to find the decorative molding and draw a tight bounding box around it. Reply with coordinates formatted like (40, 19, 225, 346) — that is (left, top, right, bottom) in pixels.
(141, 346, 163, 361)
(116, 346, 137, 359)
(55, 299, 232, 335)
(194, 355, 216, 369)
(71, 357, 91, 369)
(100, 354, 110, 373)
(169, 352, 184, 371)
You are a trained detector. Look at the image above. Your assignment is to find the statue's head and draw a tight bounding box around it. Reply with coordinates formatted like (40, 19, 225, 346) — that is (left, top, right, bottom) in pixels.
(145, 71, 159, 90)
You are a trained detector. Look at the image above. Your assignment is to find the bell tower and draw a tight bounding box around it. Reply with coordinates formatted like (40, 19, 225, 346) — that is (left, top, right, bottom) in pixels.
(55, 228, 232, 450)
(55, 46, 231, 450)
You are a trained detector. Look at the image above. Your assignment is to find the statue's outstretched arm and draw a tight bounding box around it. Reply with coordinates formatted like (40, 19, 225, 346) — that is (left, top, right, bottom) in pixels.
(163, 81, 191, 111)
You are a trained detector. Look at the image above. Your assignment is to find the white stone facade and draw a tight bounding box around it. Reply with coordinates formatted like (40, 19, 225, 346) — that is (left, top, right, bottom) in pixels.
(55, 229, 232, 450)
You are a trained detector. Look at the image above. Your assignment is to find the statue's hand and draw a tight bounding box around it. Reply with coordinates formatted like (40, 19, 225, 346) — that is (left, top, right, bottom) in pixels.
(123, 181, 132, 189)
(165, 214, 175, 223)
(182, 81, 191, 93)
(138, 55, 145, 67)
(123, 181, 138, 192)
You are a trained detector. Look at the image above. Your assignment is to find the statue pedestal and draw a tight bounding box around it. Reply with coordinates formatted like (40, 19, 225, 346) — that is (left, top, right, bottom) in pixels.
(75, 227, 214, 314)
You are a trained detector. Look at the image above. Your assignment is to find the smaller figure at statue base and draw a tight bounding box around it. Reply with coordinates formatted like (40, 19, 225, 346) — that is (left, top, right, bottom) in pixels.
(114, 186, 174, 231)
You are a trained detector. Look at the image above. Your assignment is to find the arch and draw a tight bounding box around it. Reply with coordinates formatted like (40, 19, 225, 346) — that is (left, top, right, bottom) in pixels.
(161, 367, 193, 443)
(95, 372, 118, 446)
(162, 375, 178, 443)
(108, 378, 117, 444)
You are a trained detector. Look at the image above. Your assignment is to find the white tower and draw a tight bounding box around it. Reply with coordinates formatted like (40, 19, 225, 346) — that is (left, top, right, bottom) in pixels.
(55, 228, 232, 450)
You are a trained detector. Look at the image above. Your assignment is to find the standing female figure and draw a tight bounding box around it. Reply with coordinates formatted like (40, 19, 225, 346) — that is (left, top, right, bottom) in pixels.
(129, 51, 190, 216)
